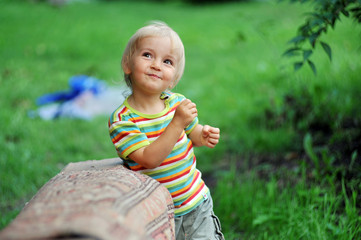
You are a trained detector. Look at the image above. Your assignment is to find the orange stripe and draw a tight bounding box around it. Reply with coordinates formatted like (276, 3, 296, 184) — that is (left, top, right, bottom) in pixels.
(131, 116, 145, 123)
(112, 129, 141, 144)
(162, 139, 191, 164)
(178, 180, 204, 206)
(130, 164, 146, 171)
(117, 106, 128, 119)
(157, 164, 192, 183)
(171, 170, 199, 198)
(145, 128, 165, 138)
(121, 139, 148, 156)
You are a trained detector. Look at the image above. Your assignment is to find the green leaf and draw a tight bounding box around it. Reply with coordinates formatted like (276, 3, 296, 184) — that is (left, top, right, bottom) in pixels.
(308, 12, 323, 19)
(294, 61, 304, 71)
(303, 133, 319, 170)
(321, 41, 332, 61)
(252, 214, 271, 226)
(288, 35, 306, 44)
(283, 47, 301, 57)
(310, 18, 324, 28)
(349, 150, 358, 171)
(352, 10, 361, 22)
(307, 59, 317, 75)
(350, 7, 361, 13)
(303, 50, 313, 61)
(299, 24, 311, 34)
(341, 9, 350, 17)
(309, 32, 319, 48)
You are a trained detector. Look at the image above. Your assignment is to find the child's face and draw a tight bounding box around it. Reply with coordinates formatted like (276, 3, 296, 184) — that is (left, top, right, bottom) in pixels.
(125, 36, 178, 95)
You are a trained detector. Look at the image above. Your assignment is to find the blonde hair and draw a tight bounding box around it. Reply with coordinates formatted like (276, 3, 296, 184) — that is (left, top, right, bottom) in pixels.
(121, 21, 185, 89)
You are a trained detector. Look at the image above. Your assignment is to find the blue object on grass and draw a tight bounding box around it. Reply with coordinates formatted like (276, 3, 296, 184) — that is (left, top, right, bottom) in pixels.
(36, 75, 106, 105)
(30, 75, 126, 120)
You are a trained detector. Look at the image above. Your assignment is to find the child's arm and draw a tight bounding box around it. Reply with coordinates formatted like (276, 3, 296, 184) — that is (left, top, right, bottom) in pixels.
(128, 99, 198, 169)
(189, 124, 220, 148)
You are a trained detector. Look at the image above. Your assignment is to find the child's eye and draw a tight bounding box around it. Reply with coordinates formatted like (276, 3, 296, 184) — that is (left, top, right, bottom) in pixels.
(164, 59, 173, 65)
(142, 52, 151, 58)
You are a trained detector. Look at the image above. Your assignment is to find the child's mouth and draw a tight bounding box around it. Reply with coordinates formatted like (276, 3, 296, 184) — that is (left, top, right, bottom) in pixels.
(148, 74, 161, 79)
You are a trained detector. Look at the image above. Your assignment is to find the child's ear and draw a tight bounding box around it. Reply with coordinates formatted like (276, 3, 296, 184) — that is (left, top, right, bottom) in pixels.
(123, 64, 131, 75)
(122, 58, 132, 75)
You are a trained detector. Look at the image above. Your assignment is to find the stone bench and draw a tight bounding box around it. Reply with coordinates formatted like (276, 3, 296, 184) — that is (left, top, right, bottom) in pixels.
(0, 158, 175, 240)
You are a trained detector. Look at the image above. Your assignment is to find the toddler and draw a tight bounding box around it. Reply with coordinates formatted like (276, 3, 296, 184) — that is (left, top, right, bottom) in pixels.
(108, 21, 224, 240)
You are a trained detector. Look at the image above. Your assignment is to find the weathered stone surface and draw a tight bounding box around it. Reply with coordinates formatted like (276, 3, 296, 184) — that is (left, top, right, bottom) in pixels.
(0, 158, 175, 240)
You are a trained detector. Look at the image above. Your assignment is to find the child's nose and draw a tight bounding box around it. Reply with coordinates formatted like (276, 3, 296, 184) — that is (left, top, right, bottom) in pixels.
(151, 59, 161, 70)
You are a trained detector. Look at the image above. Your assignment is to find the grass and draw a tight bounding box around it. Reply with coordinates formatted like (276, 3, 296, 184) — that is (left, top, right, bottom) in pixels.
(213, 156, 361, 239)
(1, 0, 361, 238)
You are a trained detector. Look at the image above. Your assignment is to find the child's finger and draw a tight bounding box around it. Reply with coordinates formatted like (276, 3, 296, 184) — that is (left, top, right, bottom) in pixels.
(181, 99, 195, 107)
(208, 137, 219, 145)
(180, 99, 197, 114)
(204, 126, 220, 139)
(208, 132, 220, 140)
(209, 127, 220, 134)
(206, 140, 218, 148)
(202, 125, 211, 137)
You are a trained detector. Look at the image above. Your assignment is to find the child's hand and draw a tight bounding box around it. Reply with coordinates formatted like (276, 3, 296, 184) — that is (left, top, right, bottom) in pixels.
(201, 125, 220, 148)
(173, 99, 198, 129)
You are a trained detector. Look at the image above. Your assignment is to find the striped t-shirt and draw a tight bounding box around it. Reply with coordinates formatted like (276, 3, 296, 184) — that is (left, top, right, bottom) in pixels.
(108, 92, 209, 217)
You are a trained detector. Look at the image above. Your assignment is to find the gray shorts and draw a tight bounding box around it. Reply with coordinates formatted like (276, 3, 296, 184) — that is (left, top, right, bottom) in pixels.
(174, 194, 224, 240)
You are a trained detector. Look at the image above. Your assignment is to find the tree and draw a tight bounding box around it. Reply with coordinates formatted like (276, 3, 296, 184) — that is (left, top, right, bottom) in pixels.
(283, 0, 361, 74)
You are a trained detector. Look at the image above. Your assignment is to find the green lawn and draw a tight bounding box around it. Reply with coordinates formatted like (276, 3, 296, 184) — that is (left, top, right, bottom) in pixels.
(1, 0, 360, 238)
